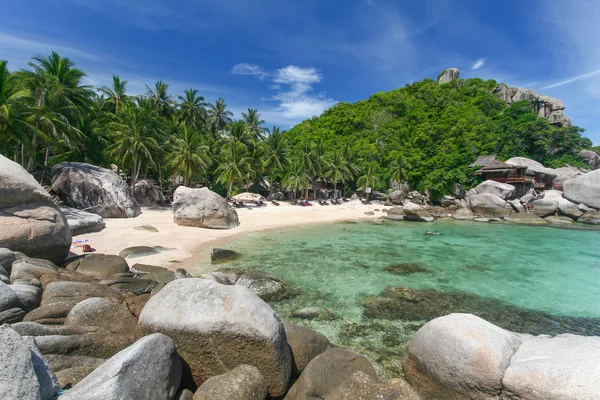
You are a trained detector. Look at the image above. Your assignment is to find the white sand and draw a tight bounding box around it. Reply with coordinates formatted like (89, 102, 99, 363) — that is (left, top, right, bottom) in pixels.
(76, 201, 384, 272)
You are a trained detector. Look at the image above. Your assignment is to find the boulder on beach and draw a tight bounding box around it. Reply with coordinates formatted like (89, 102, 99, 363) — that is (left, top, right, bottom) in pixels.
(579, 211, 600, 225)
(530, 198, 558, 217)
(133, 178, 165, 206)
(468, 193, 512, 218)
(563, 170, 600, 209)
(542, 190, 582, 219)
(172, 187, 239, 229)
(452, 208, 475, 220)
(211, 248, 241, 263)
(60, 333, 181, 400)
(467, 180, 516, 200)
(284, 323, 331, 375)
(65, 254, 129, 279)
(388, 190, 405, 205)
(51, 162, 141, 218)
(192, 364, 267, 400)
(0, 154, 71, 264)
(138, 279, 291, 398)
(59, 206, 105, 235)
(324, 371, 419, 400)
(231, 192, 266, 204)
(402, 202, 434, 222)
(385, 206, 405, 221)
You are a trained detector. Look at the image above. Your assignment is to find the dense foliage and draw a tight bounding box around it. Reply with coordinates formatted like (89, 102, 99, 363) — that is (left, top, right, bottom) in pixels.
(0, 53, 594, 200)
(285, 78, 593, 198)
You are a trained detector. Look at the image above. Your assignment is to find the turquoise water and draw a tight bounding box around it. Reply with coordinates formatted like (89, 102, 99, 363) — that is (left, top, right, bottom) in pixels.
(211, 220, 600, 376)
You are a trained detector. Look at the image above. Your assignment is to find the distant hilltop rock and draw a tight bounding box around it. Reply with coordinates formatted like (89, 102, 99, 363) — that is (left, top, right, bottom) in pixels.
(493, 85, 572, 128)
(438, 68, 460, 84)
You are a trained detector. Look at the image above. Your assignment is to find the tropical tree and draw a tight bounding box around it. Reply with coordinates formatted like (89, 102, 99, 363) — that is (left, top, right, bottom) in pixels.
(356, 163, 380, 200)
(167, 123, 211, 187)
(107, 100, 163, 193)
(298, 142, 316, 199)
(216, 141, 254, 198)
(263, 127, 290, 198)
(207, 98, 233, 137)
(284, 159, 310, 199)
(177, 88, 207, 130)
(242, 108, 265, 140)
(146, 80, 173, 117)
(99, 75, 129, 114)
(220, 120, 253, 148)
(324, 150, 353, 198)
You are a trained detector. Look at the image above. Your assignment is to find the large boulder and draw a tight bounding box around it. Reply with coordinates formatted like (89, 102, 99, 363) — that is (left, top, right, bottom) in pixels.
(138, 279, 291, 398)
(65, 254, 129, 279)
(231, 192, 266, 204)
(402, 313, 522, 400)
(553, 165, 586, 187)
(502, 334, 600, 400)
(403, 202, 435, 222)
(285, 348, 377, 400)
(493, 86, 572, 127)
(172, 187, 239, 229)
(452, 208, 475, 220)
(324, 371, 419, 400)
(0, 326, 60, 400)
(563, 170, 600, 209)
(59, 206, 105, 235)
(0, 154, 71, 264)
(505, 157, 557, 185)
(192, 364, 267, 400)
(504, 213, 547, 225)
(542, 190, 583, 219)
(386, 206, 405, 221)
(51, 162, 141, 218)
(60, 333, 181, 400)
(134, 178, 165, 206)
(530, 198, 558, 217)
(284, 323, 331, 375)
(65, 297, 138, 339)
(438, 68, 460, 84)
(388, 190, 405, 205)
(578, 149, 600, 170)
(579, 211, 600, 225)
(467, 180, 516, 200)
(468, 193, 512, 218)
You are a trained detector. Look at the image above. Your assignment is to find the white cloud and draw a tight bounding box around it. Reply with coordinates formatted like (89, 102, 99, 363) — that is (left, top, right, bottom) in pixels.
(232, 63, 267, 78)
(274, 65, 321, 85)
(541, 70, 600, 89)
(471, 58, 485, 70)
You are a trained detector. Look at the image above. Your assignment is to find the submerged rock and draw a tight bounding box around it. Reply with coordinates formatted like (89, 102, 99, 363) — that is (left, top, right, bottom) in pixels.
(211, 248, 241, 263)
(384, 263, 430, 275)
(291, 307, 337, 321)
(119, 246, 168, 259)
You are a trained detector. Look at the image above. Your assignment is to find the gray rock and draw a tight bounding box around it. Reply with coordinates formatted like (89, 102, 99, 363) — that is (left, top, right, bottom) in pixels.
(60, 333, 181, 400)
(507, 199, 526, 213)
(504, 213, 547, 225)
(34, 333, 133, 359)
(520, 194, 536, 204)
(138, 279, 291, 398)
(284, 323, 331, 375)
(59, 206, 105, 235)
(65, 297, 138, 339)
(468, 180, 516, 200)
(0, 280, 20, 312)
(51, 162, 141, 218)
(545, 215, 573, 224)
(530, 198, 558, 217)
(387, 190, 405, 205)
(0, 247, 16, 273)
(542, 190, 583, 219)
(385, 206, 405, 221)
(553, 165, 586, 186)
(469, 193, 512, 218)
(563, 170, 600, 209)
(579, 211, 600, 225)
(452, 208, 475, 220)
(494, 86, 572, 127)
(402, 313, 521, 400)
(0, 154, 71, 264)
(10, 322, 99, 337)
(12, 284, 42, 311)
(505, 157, 557, 185)
(134, 178, 165, 206)
(119, 245, 168, 258)
(172, 187, 239, 229)
(578, 149, 600, 170)
(438, 68, 460, 84)
(324, 371, 419, 400)
(0, 307, 26, 324)
(578, 203, 596, 213)
(285, 348, 377, 400)
(192, 364, 267, 400)
(11, 258, 59, 287)
(502, 334, 600, 400)
(65, 254, 129, 278)
(403, 202, 435, 222)
(211, 248, 241, 263)
(0, 326, 60, 400)
(24, 299, 82, 323)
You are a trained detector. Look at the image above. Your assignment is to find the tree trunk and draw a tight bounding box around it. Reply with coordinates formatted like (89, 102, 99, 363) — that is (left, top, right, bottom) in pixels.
(158, 165, 163, 194)
(268, 173, 274, 198)
(14, 144, 18, 162)
(44, 145, 50, 166)
(20, 143, 24, 167)
(131, 157, 138, 196)
(27, 135, 37, 171)
(334, 182, 337, 199)
(227, 181, 233, 199)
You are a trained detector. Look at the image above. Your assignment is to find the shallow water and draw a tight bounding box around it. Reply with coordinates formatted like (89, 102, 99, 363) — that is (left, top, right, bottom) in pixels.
(213, 220, 600, 376)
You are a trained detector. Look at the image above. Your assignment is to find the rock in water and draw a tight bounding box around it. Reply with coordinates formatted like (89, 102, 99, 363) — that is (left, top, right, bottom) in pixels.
(60, 333, 181, 400)
(0, 154, 71, 264)
(134, 178, 165, 206)
(59, 206, 105, 235)
(563, 170, 600, 209)
(284, 323, 331, 375)
(468, 193, 512, 218)
(402, 313, 522, 400)
(138, 279, 291, 398)
(51, 162, 141, 218)
(438, 68, 460, 84)
(210, 248, 241, 263)
(0, 326, 60, 400)
(192, 364, 267, 400)
(172, 187, 239, 229)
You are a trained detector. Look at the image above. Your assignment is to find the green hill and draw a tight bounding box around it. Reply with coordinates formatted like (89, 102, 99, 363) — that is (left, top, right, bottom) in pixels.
(284, 76, 592, 198)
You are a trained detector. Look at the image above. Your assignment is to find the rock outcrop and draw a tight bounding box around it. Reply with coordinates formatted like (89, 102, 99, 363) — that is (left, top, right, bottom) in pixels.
(0, 154, 71, 264)
(468, 193, 512, 218)
(493, 85, 572, 127)
(466, 180, 516, 200)
(505, 157, 557, 186)
(578, 149, 600, 170)
(134, 179, 165, 206)
(172, 187, 239, 229)
(51, 162, 141, 218)
(59, 206, 105, 235)
(438, 68, 460, 84)
(402, 202, 434, 222)
(138, 279, 291, 398)
(563, 170, 600, 209)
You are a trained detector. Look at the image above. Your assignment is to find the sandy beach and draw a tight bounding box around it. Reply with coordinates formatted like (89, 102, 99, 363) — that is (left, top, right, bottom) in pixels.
(76, 201, 383, 273)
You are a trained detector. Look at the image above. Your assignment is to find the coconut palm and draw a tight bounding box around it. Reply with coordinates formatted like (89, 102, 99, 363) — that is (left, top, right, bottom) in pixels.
(216, 141, 254, 198)
(324, 151, 352, 198)
(219, 120, 253, 148)
(242, 108, 265, 140)
(263, 127, 290, 198)
(284, 159, 310, 199)
(177, 89, 207, 130)
(145, 80, 173, 117)
(207, 98, 233, 137)
(357, 164, 380, 201)
(167, 123, 211, 187)
(99, 75, 129, 114)
(107, 100, 163, 193)
(390, 154, 410, 184)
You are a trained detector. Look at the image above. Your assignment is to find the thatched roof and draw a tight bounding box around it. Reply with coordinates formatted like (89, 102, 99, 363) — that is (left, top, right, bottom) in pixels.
(470, 155, 499, 168)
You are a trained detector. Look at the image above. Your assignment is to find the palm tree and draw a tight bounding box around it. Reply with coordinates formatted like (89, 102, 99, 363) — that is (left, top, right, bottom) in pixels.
(99, 75, 129, 114)
(324, 151, 352, 199)
(107, 100, 163, 193)
(167, 123, 211, 187)
(207, 98, 233, 137)
(357, 164, 380, 201)
(298, 142, 316, 199)
(263, 127, 290, 198)
(177, 89, 207, 130)
(216, 141, 254, 198)
(390, 155, 410, 184)
(220, 120, 253, 148)
(145, 80, 173, 117)
(242, 108, 265, 140)
(284, 159, 310, 199)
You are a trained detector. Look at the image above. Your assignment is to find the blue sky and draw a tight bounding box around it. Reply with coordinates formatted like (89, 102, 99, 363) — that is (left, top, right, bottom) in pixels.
(2, 0, 600, 144)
